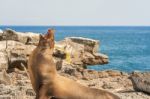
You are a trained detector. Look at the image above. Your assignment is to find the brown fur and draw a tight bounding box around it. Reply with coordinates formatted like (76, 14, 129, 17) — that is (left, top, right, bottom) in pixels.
(28, 29, 120, 99)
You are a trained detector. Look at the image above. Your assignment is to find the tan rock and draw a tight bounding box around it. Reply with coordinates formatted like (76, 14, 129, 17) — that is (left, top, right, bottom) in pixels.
(82, 69, 99, 80)
(0, 70, 12, 85)
(56, 37, 109, 68)
(0, 52, 8, 70)
(130, 72, 150, 94)
(93, 53, 109, 59)
(0, 40, 36, 70)
(98, 71, 109, 78)
(67, 37, 99, 53)
(106, 70, 122, 77)
(0, 29, 39, 45)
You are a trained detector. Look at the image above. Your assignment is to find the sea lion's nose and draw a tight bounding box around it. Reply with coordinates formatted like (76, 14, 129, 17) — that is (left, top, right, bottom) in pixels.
(48, 29, 52, 33)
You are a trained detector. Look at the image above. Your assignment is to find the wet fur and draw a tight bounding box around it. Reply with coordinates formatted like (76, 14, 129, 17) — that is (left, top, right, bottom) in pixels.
(28, 29, 120, 99)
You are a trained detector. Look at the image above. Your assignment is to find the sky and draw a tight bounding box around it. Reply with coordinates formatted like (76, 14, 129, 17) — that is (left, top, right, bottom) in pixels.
(0, 0, 150, 26)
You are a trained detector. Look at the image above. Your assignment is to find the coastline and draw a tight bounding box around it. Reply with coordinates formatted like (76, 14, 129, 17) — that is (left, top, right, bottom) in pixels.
(0, 29, 149, 99)
(1, 26, 150, 72)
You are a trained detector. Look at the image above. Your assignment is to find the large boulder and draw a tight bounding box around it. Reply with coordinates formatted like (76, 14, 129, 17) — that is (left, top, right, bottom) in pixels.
(55, 39, 84, 66)
(82, 52, 108, 65)
(130, 72, 150, 94)
(0, 29, 39, 45)
(55, 37, 109, 68)
(0, 40, 36, 70)
(67, 37, 99, 53)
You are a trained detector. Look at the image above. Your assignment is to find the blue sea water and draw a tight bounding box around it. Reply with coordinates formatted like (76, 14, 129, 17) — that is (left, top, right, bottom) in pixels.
(0, 26, 150, 72)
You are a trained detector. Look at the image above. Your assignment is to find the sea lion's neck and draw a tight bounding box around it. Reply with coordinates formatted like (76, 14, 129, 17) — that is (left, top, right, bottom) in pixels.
(43, 50, 54, 56)
(35, 47, 57, 72)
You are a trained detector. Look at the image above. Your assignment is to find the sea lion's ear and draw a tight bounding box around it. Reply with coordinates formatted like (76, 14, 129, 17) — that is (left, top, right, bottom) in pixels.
(38, 34, 45, 46)
(39, 34, 44, 41)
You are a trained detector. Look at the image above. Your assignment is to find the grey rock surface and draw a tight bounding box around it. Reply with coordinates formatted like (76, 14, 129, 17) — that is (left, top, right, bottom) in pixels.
(131, 72, 150, 94)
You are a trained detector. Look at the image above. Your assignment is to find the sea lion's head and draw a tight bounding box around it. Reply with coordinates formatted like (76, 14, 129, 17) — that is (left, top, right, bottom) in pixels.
(38, 29, 55, 49)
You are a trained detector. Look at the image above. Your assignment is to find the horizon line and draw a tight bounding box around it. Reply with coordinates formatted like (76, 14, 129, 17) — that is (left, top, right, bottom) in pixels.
(1, 25, 150, 27)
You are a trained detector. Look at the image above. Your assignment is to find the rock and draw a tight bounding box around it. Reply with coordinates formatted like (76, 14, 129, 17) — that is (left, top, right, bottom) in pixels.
(98, 70, 124, 78)
(93, 53, 109, 63)
(94, 53, 108, 59)
(106, 70, 122, 77)
(102, 83, 114, 89)
(67, 37, 99, 53)
(98, 71, 109, 78)
(63, 67, 83, 79)
(17, 80, 26, 86)
(0, 52, 8, 70)
(82, 52, 108, 65)
(26, 89, 36, 96)
(56, 39, 85, 66)
(121, 72, 129, 76)
(54, 58, 63, 70)
(53, 49, 66, 59)
(130, 72, 150, 94)
(56, 37, 109, 68)
(64, 67, 76, 76)
(0, 29, 39, 45)
(8, 50, 27, 70)
(0, 40, 36, 70)
(82, 70, 99, 80)
(0, 40, 25, 51)
(0, 70, 12, 85)
(24, 45, 36, 57)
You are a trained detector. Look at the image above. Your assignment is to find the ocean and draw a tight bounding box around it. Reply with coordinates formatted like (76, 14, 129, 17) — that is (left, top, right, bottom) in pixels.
(0, 26, 150, 72)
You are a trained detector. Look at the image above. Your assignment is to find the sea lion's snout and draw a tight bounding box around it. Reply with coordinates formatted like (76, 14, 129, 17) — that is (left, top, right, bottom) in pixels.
(45, 29, 55, 40)
(38, 28, 55, 49)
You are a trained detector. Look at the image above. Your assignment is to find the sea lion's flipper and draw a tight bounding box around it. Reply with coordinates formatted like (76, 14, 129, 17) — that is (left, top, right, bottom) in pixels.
(36, 84, 49, 99)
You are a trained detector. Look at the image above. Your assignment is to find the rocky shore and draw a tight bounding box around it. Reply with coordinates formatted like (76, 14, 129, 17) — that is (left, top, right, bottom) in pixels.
(0, 29, 149, 99)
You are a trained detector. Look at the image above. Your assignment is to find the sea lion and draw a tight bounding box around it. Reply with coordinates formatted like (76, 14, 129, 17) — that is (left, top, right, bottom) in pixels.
(28, 29, 120, 99)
